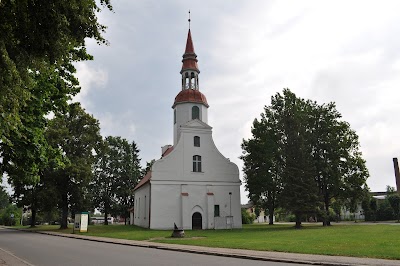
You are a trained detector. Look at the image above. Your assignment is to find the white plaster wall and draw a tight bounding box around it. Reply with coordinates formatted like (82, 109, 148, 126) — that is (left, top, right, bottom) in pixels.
(133, 184, 150, 228)
(156, 123, 240, 184)
(173, 103, 208, 145)
(149, 124, 242, 229)
(207, 184, 242, 229)
(149, 182, 241, 229)
(150, 184, 181, 229)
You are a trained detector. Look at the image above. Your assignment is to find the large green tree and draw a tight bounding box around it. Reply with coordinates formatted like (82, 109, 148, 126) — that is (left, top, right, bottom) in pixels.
(92, 137, 141, 225)
(0, 0, 112, 184)
(277, 90, 319, 228)
(241, 103, 283, 225)
(242, 89, 368, 228)
(5, 69, 74, 227)
(115, 140, 141, 224)
(308, 101, 368, 225)
(45, 103, 102, 229)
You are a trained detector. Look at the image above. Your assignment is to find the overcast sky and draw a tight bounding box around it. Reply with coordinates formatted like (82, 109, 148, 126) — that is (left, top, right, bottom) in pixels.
(70, 0, 400, 203)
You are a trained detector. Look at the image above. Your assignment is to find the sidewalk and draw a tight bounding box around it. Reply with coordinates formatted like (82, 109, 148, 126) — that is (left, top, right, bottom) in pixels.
(0, 247, 33, 266)
(27, 230, 400, 266)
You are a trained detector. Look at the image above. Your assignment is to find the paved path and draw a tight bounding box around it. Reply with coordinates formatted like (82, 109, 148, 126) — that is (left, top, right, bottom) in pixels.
(24, 229, 400, 266)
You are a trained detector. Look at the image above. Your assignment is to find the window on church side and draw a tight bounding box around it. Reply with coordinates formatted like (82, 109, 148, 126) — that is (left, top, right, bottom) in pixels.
(214, 205, 220, 217)
(193, 155, 202, 172)
(144, 196, 146, 219)
(192, 106, 200, 120)
(174, 109, 176, 124)
(194, 136, 200, 147)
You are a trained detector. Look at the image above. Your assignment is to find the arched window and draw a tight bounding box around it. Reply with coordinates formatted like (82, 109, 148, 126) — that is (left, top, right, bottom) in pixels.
(194, 136, 200, 147)
(193, 155, 202, 172)
(192, 106, 200, 120)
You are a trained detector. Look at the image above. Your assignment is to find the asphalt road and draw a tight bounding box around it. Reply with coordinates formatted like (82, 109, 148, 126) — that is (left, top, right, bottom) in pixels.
(0, 228, 303, 266)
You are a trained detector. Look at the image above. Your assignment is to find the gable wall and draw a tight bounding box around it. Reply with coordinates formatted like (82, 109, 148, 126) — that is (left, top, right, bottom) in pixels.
(154, 126, 239, 183)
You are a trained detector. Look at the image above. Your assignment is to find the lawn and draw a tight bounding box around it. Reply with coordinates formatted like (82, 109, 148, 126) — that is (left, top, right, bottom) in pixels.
(20, 223, 400, 260)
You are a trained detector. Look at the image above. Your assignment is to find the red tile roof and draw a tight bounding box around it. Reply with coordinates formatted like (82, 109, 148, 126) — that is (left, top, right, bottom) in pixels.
(185, 29, 195, 54)
(133, 171, 151, 191)
(172, 89, 209, 108)
(162, 146, 174, 157)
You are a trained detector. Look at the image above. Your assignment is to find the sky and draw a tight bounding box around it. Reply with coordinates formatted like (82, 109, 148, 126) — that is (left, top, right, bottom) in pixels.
(50, 0, 400, 203)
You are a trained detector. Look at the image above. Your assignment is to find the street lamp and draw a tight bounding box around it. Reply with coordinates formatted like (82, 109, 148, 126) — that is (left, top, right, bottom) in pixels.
(229, 192, 232, 217)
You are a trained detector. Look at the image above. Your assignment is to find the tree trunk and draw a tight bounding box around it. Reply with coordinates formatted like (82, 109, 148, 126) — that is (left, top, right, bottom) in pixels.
(104, 208, 109, 225)
(60, 193, 69, 229)
(268, 206, 274, 225)
(323, 196, 331, 226)
(295, 213, 302, 229)
(30, 207, 37, 228)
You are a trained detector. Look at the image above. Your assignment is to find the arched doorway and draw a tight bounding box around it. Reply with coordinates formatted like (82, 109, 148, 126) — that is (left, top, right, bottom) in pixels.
(192, 212, 202, 230)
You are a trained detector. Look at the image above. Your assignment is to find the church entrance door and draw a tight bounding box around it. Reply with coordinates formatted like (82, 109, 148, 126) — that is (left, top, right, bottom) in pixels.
(192, 212, 202, 230)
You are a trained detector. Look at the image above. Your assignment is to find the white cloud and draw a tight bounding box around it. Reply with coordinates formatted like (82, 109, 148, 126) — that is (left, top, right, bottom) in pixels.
(73, 62, 109, 108)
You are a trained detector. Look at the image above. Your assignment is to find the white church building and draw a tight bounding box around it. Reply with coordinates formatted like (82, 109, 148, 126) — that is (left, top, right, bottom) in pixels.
(132, 27, 242, 230)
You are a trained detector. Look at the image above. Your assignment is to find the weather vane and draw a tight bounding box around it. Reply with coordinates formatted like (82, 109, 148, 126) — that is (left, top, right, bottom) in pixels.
(188, 10, 191, 29)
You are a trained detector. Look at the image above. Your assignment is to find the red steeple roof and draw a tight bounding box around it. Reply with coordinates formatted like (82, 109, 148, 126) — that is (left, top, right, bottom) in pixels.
(181, 29, 199, 73)
(185, 29, 195, 54)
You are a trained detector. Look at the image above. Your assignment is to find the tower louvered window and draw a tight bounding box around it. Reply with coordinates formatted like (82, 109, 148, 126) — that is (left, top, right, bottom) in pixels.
(192, 106, 200, 120)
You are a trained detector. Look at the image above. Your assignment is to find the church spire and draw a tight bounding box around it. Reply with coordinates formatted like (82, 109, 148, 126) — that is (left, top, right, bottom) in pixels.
(173, 14, 209, 145)
(181, 11, 200, 88)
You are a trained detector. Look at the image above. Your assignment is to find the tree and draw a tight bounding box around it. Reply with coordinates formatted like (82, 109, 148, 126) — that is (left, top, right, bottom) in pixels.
(114, 140, 141, 224)
(143, 159, 156, 175)
(387, 186, 400, 222)
(370, 198, 378, 222)
(45, 103, 102, 229)
(242, 89, 368, 228)
(0, 0, 112, 186)
(388, 195, 400, 222)
(0, 186, 10, 210)
(306, 98, 369, 226)
(278, 90, 319, 228)
(241, 99, 283, 225)
(92, 137, 141, 225)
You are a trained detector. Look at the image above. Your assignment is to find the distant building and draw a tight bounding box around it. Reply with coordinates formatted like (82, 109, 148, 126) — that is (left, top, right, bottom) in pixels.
(242, 202, 275, 224)
(132, 26, 242, 230)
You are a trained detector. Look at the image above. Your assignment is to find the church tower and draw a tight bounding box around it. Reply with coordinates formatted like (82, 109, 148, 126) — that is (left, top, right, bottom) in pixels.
(173, 28, 209, 145)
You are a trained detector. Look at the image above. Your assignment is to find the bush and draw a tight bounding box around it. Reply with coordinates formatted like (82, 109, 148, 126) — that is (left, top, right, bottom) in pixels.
(241, 208, 255, 224)
(0, 204, 21, 226)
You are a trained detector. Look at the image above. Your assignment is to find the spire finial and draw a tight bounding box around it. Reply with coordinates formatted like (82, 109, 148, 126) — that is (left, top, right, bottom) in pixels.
(188, 10, 191, 29)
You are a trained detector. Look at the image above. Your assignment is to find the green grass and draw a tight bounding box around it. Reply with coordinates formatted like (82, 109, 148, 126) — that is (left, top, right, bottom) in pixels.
(18, 223, 400, 260)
